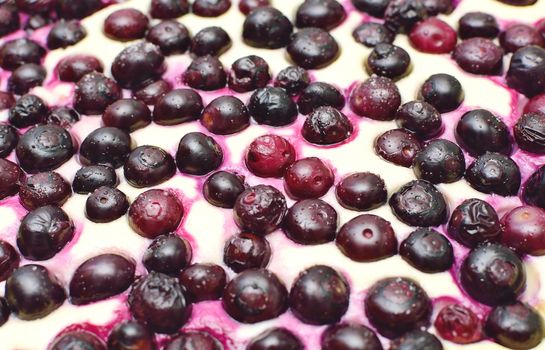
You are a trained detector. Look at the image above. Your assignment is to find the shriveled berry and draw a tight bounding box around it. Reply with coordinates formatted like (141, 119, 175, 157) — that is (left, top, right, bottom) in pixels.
(124, 145, 176, 188)
(228, 55, 270, 93)
(448, 198, 500, 248)
(19, 171, 71, 209)
(46, 107, 80, 129)
(515, 113, 545, 153)
(302, 106, 353, 145)
(249, 87, 298, 126)
(0, 124, 18, 158)
(350, 76, 401, 120)
(8, 94, 48, 129)
(224, 232, 271, 272)
(274, 66, 310, 95)
(434, 304, 483, 344)
(384, 0, 428, 33)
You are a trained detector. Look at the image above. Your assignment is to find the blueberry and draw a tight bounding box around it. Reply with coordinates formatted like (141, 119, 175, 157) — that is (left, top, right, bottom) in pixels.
(191, 26, 231, 57)
(224, 232, 271, 272)
(248, 87, 298, 126)
(46, 106, 80, 129)
(5, 264, 66, 320)
(456, 109, 512, 156)
(175, 132, 223, 175)
(409, 17, 457, 54)
(143, 234, 192, 276)
(24, 14, 49, 31)
(418, 73, 464, 113)
(351, 0, 389, 17)
(150, 0, 189, 19)
(104, 9, 149, 41)
(192, 0, 231, 17)
(16, 0, 55, 14)
(465, 152, 521, 196)
(203, 171, 245, 208)
(295, 0, 346, 30)
(284, 157, 334, 199)
(111, 42, 165, 89)
(47, 19, 87, 49)
(458, 12, 499, 39)
(19, 171, 71, 209)
(85, 186, 129, 223)
(366, 43, 411, 80)
(245, 135, 296, 178)
(0, 38, 45, 71)
(79, 127, 132, 169)
(412, 139, 465, 184)
(506, 46, 545, 97)
(107, 320, 156, 350)
(234, 185, 287, 235)
(248, 328, 303, 350)
(238, 0, 270, 14)
(336, 214, 397, 262)
(0, 241, 19, 282)
(353, 22, 395, 48)
(400, 228, 453, 273)
(434, 304, 483, 344)
(384, 0, 428, 33)
(515, 113, 545, 154)
(179, 263, 227, 302)
(501, 205, 545, 256)
(16, 124, 75, 173)
(242, 7, 293, 49)
(49, 331, 106, 350)
(500, 24, 544, 54)
(73, 165, 117, 194)
(222, 268, 288, 323)
(57, 0, 103, 19)
(9, 94, 48, 129)
(56, 54, 103, 83)
(8, 63, 46, 95)
(389, 330, 442, 350)
(124, 145, 176, 188)
(69, 253, 135, 305)
(321, 323, 383, 350)
(448, 198, 500, 248)
(228, 55, 270, 93)
(128, 272, 191, 334)
(298, 82, 345, 115)
(389, 180, 448, 227)
(365, 277, 432, 338)
(146, 20, 189, 56)
(421, 0, 452, 15)
(153, 89, 203, 125)
(453, 38, 504, 75)
(182, 55, 226, 91)
(485, 302, 543, 349)
(0, 124, 18, 158)
(302, 106, 353, 145)
(74, 72, 122, 115)
(0, 92, 15, 110)
(336, 172, 387, 211)
(396, 101, 443, 139)
(283, 199, 337, 245)
(164, 331, 223, 350)
(0, 158, 22, 200)
(103, 99, 151, 133)
(133, 79, 172, 106)
(0, 5, 20, 36)
(374, 128, 422, 167)
(200, 96, 250, 134)
(274, 66, 310, 95)
(290, 265, 349, 325)
(0, 297, 10, 327)
(522, 165, 545, 209)
(287, 27, 339, 69)
(350, 76, 401, 120)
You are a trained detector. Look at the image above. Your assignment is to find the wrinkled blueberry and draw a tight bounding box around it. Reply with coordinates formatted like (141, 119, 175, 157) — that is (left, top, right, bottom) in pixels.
(124, 145, 176, 188)
(19, 171, 71, 209)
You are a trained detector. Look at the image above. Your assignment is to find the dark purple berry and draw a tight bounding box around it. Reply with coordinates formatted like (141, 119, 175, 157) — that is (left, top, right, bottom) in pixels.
(514, 112, 545, 154)
(453, 38, 504, 75)
(79, 127, 132, 168)
(104, 8, 149, 41)
(179, 263, 227, 302)
(465, 152, 521, 196)
(19, 171, 71, 209)
(8, 94, 47, 128)
(47, 19, 86, 49)
(389, 331, 442, 350)
(234, 185, 287, 235)
(165, 331, 223, 350)
(396, 101, 443, 139)
(191, 26, 231, 57)
(366, 43, 411, 80)
(150, 0, 189, 19)
(421, 0, 452, 15)
(107, 320, 156, 350)
(302, 106, 352, 145)
(203, 171, 245, 208)
(448, 198, 500, 248)
(321, 324, 383, 350)
(147, 20, 190, 55)
(298, 82, 345, 115)
(350, 76, 401, 120)
(506, 45, 545, 97)
(49, 331, 106, 350)
(336, 172, 387, 211)
(0, 158, 22, 199)
(192, 0, 231, 17)
(456, 109, 512, 156)
(412, 139, 465, 184)
(102, 98, 151, 132)
(56, 54, 103, 83)
(287, 27, 339, 69)
(522, 165, 545, 209)
(238, 0, 269, 14)
(0, 92, 15, 110)
(245, 135, 296, 178)
(85, 186, 129, 223)
(399, 228, 453, 273)
(284, 157, 334, 199)
(0, 241, 19, 282)
(283, 199, 337, 245)
(124, 145, 176, 188)
(500, 24, 544, 53)
(249, 87, 298, 126)
(0, 5, 20, 36)
(458, 12, 499, 39)
(8, 63, 46, 95)
(496, 0, 537, 4)
(374, 128, 422, 167)
(295, 0, 346, 30)
(0, 38, 45, 71)
(248, 328, 303, 350)
(175, 132, 223, 175)
(182, 55, 226, 91)
(501, 205, 545, 256)
(418, 73, 464, 113)
(46, 106, 80, 128)
(242, 7, 293, 49)
(111, 42, 165, 90)
(384, 0, 428, 33)
(0, 124, 18, 158)
(74, 72, 122, 115)
(0, 297, 9, 326)
(228, 55, 270, 93)
(409, 17, 457, 54)
(143, 234, 192, 276)
(485, 302, 543, 349)
(352, 0, 388, 17)
(434, 304, 483, 344)
(224, 232, 270, 272)
(200, 96, 250, 135)
(153, 88, 203, 125)
(24, 13, 48, 30)
(389, 180, 448, 227)
(290, 265, 349, 325)
(274, 66, 310, 95)
(57, 0, 103, 19)
(133, 79, 172, 105)
(353, 22, 395, 48)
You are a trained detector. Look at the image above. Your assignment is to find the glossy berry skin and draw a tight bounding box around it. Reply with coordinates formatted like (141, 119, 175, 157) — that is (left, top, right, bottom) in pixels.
(128, 189, 184, 239)
(321, 323, 382, 350)
(245, 135, 296, 178)
(17, 125, 75, 174)
(85, 186, 129, 223)
(409, 17, 456, 53)
(274, 66, 310, 95)
(224, 232, 271, 272)
(102, 99, 152, 132)
(506, 46, 545, 98)
(47, 20, 87, 49)
(179, 263, 227, 302)
(418, 73, 464, 113)
(448, 198, 500, 248)
(0, 38, 46, 71)
(0, 5, 20, 37)
(366, 43, 411, 80)
(74, 72, 122, 115)
(0, 241, 19, 282)
(104, 9, 149, 41)
(5, 264, 66, 320)
(374, 129, 422, 167)
(222, 268, 288, 323)
(182, 55, 226, 91)
(389, 331, 442, 350)
(153, 89, 203, 125)
(434, 304, 483, 344)
(295, 0, 346, 30)
(107, 320, 157, 350)
(0, 297, 9, 327)
(69, 254, 135, 305)
(19, 171, 71, 210)
(336, 172, 387, 211)
(395, 101, 443, 139)
(458, 12, 499, 39)
(175, 132, 223, 175)
(501, 205, 545, 256)
(400, 228, 453, 273)
(233, 185, 287, 235)
(72, 165, 117, 195)
(165, 331, 223, 350)
(192, 0, 231, 17)
(461, 243, 525, 306)
(336, 214, 397, 262)
(298, 82, 345, 115)
(365, 277, 431, 338)
(302, 107, 353, 145)
(284, 157, 334, 199)
(56, 0, 103, 19)
(8, 63, 46, 95)
(522, 165, 545, 209)
(238, 0, 270, 14)
(49, 331, 106, 350)
(485, 302, 543, 350)
(515, 113, 545, 154)
(465, 152, 521, 196)
(133, 79, 172, 105)
(353, 22, 395, 48)
(0, 124, 17, 158)
(111, 42, 165, 90)
(228, 55, 270, 93)
(497, 0, 537, 4)
(412, 139, 465, 184)
(150, 0, 189, 19)
(56, 55, 103, 83)
(124, 146, 176, 188)
(389, 180, 448, 227)
(350, 76, 401, 120)
(203, 171, 245, 208)
(453, 38, 504, 75)
(283, 199, 337, 245)
(142, 234, 192, 276)
(0, 158, 22, 200)
(46, 107, 80, 129)
(242, 7, 293, 49)
(248, 328, 303, 350)
(289, 265, 350, 325)
(191, 26, 231, 57)
(500, 24, 544, 53)
(287, 27, 339, 69)
(79, 127, 132, 169)
(146, 20, 190, 56)
(128, 271, 191, 334)
(200, 96, 250, 135)
(249, 87, 298, 126)
(384, 0, 428, 34)
(456, 109, 512, 157)
(422, 0, 452, 15)
(8, 94, 48, 129)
